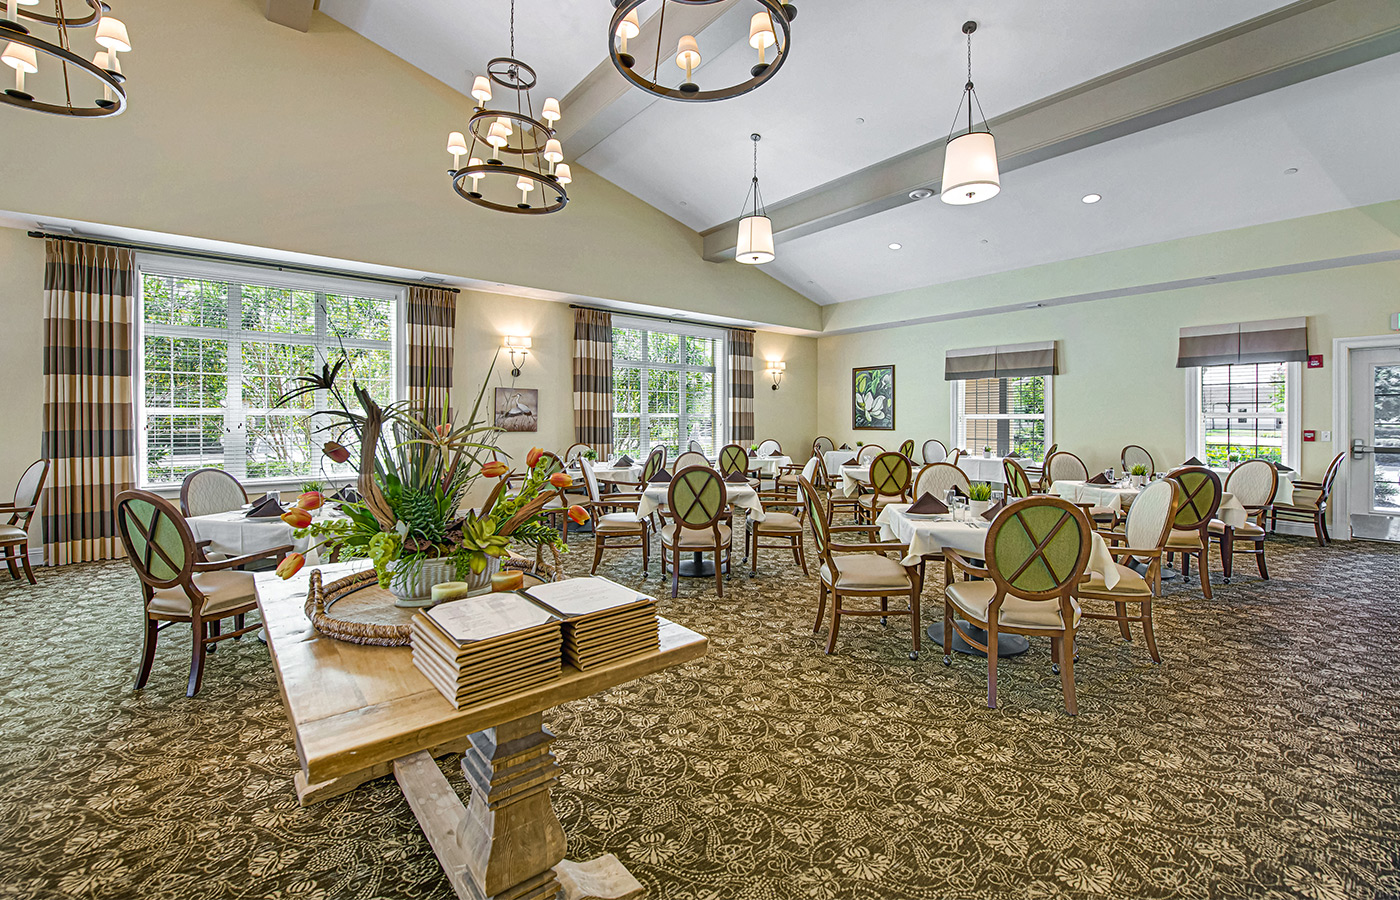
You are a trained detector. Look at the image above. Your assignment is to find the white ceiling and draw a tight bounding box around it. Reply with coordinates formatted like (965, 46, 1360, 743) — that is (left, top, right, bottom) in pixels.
(765, 51, 1400, 304)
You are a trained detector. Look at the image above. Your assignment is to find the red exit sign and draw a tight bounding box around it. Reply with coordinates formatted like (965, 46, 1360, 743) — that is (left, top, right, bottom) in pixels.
(1303, 430, 1316, 442)
(1308, 354, 1323, 368)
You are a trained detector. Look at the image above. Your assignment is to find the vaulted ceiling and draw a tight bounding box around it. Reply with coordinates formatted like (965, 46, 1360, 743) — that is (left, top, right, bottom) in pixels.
(320, 0, 1400, 310)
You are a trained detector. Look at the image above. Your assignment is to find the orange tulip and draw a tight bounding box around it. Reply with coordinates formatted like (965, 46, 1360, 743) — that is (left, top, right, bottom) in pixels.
(436, 422, 452, 437)
(481, 460, 509, 479)
(567, 504, 590, 525)
(275, 552, 305, 579)
(297, 491, 324, 510)
(549, 472, 573, 489)
(281, 508, 313, 529)
(526, 447, 543, 469)
(323, 441, 352, 463)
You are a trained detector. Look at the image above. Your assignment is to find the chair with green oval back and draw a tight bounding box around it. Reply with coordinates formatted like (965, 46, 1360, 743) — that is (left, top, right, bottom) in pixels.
(1164, 466, 1222, 599)
(898, 439, 915, 459)
(799, 476, 921, 660)
(1024, 443, 1057, 491)
(941, 496, 1094, 715)
(1076, 479, 1180, 662)
(116, 489, 292, 697)
(857, 451, 911, 523)
(718, 443, 759, 488)
(1270, 452, 1344, 545)
(659, 466, 733, 598)
(1003, 458, 1037, 500)
(640, 445, 667, 484)
(1210, 458, 1278, 583)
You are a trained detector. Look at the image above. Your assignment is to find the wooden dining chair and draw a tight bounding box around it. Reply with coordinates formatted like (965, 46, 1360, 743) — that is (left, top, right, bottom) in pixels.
(563, 442, 590, 463)
(115, 490, 292, 697)
(0, 459, 49, 585)
(640, 446, 668, 483)
(756, 439, 782, 457)
(180, 468, 248, 517)
(898, 439, 915, 459)
(1024, 443, 1057, 491)
(579, 459, 649, 577)
(857, 451, 912, 522)
(1002, 458, 1039, 499)
(812, 436, 836, 457)
(674, 450, 711, 472)
(1210, 459, 1278, 583)
(799, 477, 921, 660)
(912, 462, 970, 502)
(688, 439, 706, 454)
(749, 458, 818, 577)
(659, 466, 733, 598)
(1164, 466, 1223, 599)
(1120, 445, 1155, 475)
(716, 443, 759, 487)
(856, 444, 884, 466)
(1077, 479, 1180, 662)
(1046, 451, 1090, 487)
(921, 439, 948, 464)
(1270, 452, 1344, 545)
(948, 448, 964, 467)
(942, 496, 1093, 715)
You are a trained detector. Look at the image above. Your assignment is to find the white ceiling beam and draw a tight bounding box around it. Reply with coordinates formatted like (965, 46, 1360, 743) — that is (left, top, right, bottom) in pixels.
(700, 0, 1400, 261)
(265, 0, 316, 33)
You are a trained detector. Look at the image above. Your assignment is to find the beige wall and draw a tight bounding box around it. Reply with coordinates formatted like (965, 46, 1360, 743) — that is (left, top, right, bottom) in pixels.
(0, 229, 46, 506)
(817, 258, 1400, 480)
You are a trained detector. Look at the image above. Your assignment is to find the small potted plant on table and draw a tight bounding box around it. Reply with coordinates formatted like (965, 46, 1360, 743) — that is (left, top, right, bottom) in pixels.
(967, 481, 993, 516)
(1130, 464, 1148, 488)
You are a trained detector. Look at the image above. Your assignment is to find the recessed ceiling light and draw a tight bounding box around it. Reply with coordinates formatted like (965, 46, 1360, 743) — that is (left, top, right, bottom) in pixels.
(679, 200, 688, 206)
(1284, 167, 1298, 175)
(1081, 193, 1102, 204)
(856, 117, 865, 125)
(908, 188, 934, 201)
(888, 243, 902, 251)
(979, 239, 989, 244)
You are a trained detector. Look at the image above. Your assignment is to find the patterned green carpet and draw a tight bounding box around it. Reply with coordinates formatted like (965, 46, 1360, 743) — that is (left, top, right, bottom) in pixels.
(0, 530, 1397, 900)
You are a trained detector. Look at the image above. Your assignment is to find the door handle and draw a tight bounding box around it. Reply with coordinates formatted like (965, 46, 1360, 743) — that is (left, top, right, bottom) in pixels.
(1352, 438, 1370, 460)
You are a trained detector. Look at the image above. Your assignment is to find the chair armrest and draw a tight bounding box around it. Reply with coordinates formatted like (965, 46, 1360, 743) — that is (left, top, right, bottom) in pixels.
(943, 549, 990, 578)
(828, 523, 881, 534)
(830, 541, 908, 554)
(195, 544, 295, 571)
(1291, 480, 1323, 489)
(0, 503, 33, 514)
(1110, 547, 1161, 560)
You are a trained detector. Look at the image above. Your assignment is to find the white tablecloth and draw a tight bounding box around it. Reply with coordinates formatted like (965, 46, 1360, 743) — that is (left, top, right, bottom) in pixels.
(637, 482, 766, 522)
(748, 455, 792, 478)
(1052, 480, 1249, 528)
(590, 463, 643, 485)
(838, 465, 870, 497)
(876, 504, 1120, 588)
(187, 507, 317, 558)
(824, 450, 860, 476)
(957, 455, 1008, 484)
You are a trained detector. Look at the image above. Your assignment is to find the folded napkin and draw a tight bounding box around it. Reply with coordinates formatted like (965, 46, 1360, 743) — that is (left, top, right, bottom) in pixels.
(1087, 472, 1111, 485)
(763, 450, 775, 457)
(647, 469, 672, 483)
(951, 485, 968, 499)
(1183, 456, 1203, 466)
(725, 471, 748, 483)
(1274, 463, 1295, 473)
(981, 500, 1006, 522)
(331, 485, 360, 504)
(839, 444, 851, 450)
(245, 495, 284, 518)
(615, 455, 634, 467)
(908, 492, 949, 515)
(1004, 452, 1021, 459)
(839, 455, 857, 467)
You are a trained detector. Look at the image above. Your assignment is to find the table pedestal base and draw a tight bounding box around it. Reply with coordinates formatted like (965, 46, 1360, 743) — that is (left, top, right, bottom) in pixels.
(677, 552, 715, 578)
(927, 622, 1030, 658)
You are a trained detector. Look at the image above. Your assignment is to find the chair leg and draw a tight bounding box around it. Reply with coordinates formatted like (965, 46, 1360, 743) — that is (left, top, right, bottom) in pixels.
(234, 613, 245, 639)
(18, 543, 36, 584)
(796, 540, 809, 576)
(825, 591, 841, 654)
(187, 619, 207, 697)
(714, 550, 724, 598)
(1196, 550, 1212, 600)
(1059, 633, 1079, 715)
(1141, 599, 1160, 663)
(641, 530, 650, 576)
(1220, 529, 1234, 583)
(1115, 601, 1131, 641)
(670, 548, 680, 598)
(1313, 512, 1325, 547)
(591, 536, 604, 575)
(908, 586, 921, 659)
(986, 623, 999, 709)
(1255, 540, 1269, 580)
(1320, 512, 1331, 545)
(1181, 551, 1190, 577)
(814, 582, 828, 633)
(941, 602, 953, 664)
(749, 530, 759, 576)
(3, 546, 18, 580)
(207, 619, 220, 653)
(134, 618, 158, 690)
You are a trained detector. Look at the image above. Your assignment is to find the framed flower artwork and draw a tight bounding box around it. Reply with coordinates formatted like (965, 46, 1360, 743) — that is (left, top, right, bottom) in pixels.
(852, 365, 894, 430)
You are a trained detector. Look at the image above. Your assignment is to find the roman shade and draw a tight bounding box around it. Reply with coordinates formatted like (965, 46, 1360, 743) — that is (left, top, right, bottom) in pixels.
(944, 341, 1059, 381)
(1176, 317, 1308, 368)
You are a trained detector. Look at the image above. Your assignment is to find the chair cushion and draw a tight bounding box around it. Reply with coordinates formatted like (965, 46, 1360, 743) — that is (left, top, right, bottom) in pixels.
(594, 512, 644, 534)
(660, 522, 731, 549)
(1208, 519, 1266, 538)
(819, 554, 911, 591)
(0, 524, 28, 542)
(945, 579, 1080, 630)
(1078, 563, 1151, 598)
(755, 512, 803, 534)
(857, 494, 902, 511)
(1166, 529, 1203, 550)
(149, 570, 257, 618)
(777, 473, 801, 486)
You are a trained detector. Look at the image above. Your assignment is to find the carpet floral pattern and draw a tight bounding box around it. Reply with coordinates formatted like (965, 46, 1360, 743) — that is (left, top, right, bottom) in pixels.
(0, 530, 1397, 900)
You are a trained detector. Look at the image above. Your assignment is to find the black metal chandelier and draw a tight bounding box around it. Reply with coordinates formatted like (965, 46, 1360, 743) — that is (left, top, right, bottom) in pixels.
(444, 0, 568, 215)
(0, 0, 131, 118)
(608, 0, 796, 103)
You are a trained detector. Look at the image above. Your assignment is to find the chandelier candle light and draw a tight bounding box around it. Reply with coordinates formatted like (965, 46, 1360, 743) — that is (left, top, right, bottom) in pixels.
(609, 0, 796, 103)
(443, 0, 568, 214)
(736, 133, 774, 265)
(0, 0, 132, 117)
(941, 20, 1000, 205)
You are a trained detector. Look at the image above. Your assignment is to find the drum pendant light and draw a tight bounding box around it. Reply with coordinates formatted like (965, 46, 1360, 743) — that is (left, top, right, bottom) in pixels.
(735, 133, 774, 265)
(941, 21, 1000, 205)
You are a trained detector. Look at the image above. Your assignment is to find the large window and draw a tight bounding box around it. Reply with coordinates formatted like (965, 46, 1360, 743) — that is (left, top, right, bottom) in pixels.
(612, 319, 726, 458)
(953, 375, 1051, 460)
(1189, 362, 1298, 467)
(137, 259, 400, 488)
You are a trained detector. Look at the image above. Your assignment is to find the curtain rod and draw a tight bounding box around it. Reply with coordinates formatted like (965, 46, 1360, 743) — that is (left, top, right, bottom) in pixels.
(26, 231, 461, 294)
(570, 303, 755, 334)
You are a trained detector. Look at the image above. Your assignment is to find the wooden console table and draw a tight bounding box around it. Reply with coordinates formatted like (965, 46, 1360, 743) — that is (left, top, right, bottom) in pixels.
(255, 563, 708, 900)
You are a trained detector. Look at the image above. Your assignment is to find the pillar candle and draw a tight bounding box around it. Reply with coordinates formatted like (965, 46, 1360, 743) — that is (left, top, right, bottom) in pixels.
(490, 570, 524, 593)
(430, 581, 474, 605)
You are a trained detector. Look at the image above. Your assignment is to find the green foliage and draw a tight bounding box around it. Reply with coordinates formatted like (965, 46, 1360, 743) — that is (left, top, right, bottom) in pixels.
(968, 482, 993, 502)
(1130, 465, 1148, 476)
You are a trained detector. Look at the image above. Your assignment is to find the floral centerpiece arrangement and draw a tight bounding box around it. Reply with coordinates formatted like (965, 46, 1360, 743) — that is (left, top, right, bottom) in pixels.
(271, 358, 588, 605)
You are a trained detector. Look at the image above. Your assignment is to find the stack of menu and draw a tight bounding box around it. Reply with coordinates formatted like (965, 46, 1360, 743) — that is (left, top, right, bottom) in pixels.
(521, 577, 659, 670)
(411, 594, 563, 709)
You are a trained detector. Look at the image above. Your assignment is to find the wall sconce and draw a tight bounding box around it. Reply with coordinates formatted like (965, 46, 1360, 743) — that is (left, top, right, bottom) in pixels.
(766, 360, 786, 391)
(503, 335, 532, 377)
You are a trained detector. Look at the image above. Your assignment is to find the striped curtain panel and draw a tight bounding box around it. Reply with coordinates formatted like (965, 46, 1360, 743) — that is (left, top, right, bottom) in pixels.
(572, 308, 613, 455)
(728, 329, 755, 443)
(406, 286, 456, 422)
(41, 240, 137, 565)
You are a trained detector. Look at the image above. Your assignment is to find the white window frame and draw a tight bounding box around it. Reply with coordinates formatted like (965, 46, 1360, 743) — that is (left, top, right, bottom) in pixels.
(611, 315, 729, 455)
(1184, 361, 1300, 469)
(950, 375, 1054, 457)
(134, 254, 405, 492)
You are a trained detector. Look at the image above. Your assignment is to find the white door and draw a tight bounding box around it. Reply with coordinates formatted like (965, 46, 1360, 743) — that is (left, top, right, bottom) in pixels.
(1348, 347, 1400, 541)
